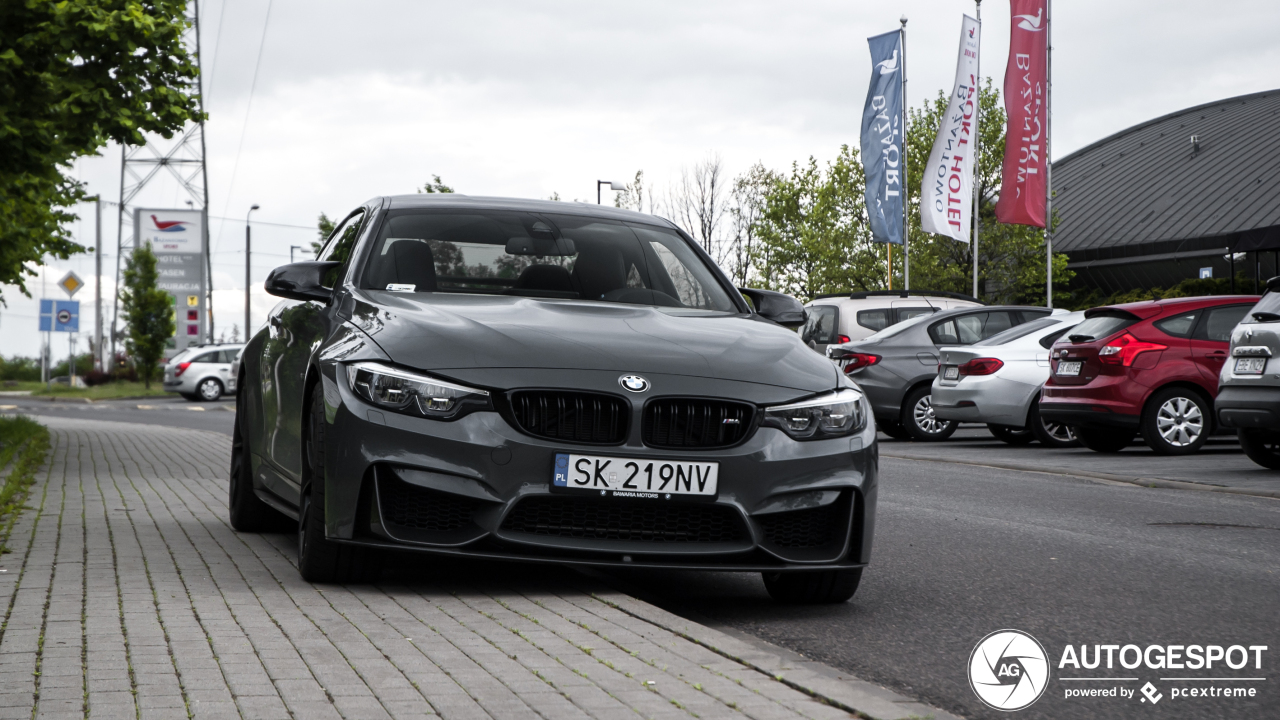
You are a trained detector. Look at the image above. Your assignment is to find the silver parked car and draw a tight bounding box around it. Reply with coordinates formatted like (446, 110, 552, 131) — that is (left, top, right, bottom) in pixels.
(931, 311, 1084, 446)
(1215, 280, 1280, 468)
(162, 344, 244, 401)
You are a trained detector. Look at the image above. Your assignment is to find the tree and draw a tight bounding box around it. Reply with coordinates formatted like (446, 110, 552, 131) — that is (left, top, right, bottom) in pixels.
(724, 164, 778, 286)
(419, 175, 455, 194)
(0, 0, 202, 303)
(119, 243, 175, 388)
(613, 170, 650, 213)
(312, 212, 337, 256)
(663, 155, 730, 265)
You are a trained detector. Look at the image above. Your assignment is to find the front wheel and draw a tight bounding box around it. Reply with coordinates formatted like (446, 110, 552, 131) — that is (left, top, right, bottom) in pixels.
(762, 568, 862, 604)
(900, 387, 957, 441)
(1238, 429, 1280, 470)
(1142, 388, 1211, 455)
(988, 423, 1035, 445)
(1076, 426, 1135, 453)
(228, 395, 288, 532)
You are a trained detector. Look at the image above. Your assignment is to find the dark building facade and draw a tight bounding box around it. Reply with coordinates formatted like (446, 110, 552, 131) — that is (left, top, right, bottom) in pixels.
(1052, 89, 1280, 295)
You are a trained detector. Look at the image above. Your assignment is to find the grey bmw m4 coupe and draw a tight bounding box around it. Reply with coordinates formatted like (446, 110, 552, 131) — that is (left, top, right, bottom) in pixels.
(230, 194, 877, 603)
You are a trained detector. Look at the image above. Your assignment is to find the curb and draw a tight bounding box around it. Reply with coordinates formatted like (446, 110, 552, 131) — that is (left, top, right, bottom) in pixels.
(582, 584, 961, 720)
(880, 451, 1280, 500)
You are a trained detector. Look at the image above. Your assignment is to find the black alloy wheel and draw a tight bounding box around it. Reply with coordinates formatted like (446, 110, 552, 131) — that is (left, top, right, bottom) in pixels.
(197, 377, 223, 401)
(1141, 387, 1211, 456)
(762, 568, 863, 604)
(987, 424, 1036, 445)
(228, 389, 286, 532)
(900, 386, 957, 441)
(1237, 429, 1280, 470)
(1028, 402, 1080, 448)
(1076, 426, 1135, 453)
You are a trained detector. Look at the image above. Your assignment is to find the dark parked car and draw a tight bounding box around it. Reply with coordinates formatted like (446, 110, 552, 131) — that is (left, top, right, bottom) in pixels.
(827, 305, 1052, 440)
(1042, 295, 1258, 455)
(1215, 280, 1280, 469)
(230, 195, 878, 603)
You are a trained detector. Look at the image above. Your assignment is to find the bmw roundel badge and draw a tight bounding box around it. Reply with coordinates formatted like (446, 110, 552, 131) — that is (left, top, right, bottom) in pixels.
(619, 374, 650, 393)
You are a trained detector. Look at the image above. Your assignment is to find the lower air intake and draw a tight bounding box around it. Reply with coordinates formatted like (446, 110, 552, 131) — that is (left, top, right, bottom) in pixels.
(501, 496, 747, 543)
(756, 504, 839, 548)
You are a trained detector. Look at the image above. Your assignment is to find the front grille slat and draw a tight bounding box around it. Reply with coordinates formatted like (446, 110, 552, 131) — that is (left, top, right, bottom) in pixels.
(642, 398, 753, 449)
(501, 496, 747, 544)
(510, 390, 628, 444)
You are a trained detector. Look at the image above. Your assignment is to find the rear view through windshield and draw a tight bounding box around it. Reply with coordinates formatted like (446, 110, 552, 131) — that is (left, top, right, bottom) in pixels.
(361, 211, 736, 312)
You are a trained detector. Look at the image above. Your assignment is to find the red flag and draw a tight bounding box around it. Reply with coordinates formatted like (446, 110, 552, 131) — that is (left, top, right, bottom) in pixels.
(995, 0, 1048, 227)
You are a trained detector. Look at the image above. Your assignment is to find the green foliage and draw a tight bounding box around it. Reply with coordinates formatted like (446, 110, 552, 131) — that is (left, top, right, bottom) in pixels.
(313, 212, 336, 255)
(419, 175, 455, 194)
(50, 353, 94, 379)
(0, 415, 50, 555)
(0, 0, 202, 303)
(1064, 274, 1255, 310)
(0, 356, 41, 382)
(119, 243, 175, 388)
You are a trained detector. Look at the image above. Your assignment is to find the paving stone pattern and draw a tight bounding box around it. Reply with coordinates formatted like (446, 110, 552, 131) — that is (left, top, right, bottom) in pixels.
(0, 417, 862, 720)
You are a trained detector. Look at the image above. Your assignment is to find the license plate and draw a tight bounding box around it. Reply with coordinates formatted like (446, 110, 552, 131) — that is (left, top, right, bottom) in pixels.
(1235, 357, 1267, 374)
(1058, 361, 1082, 376)
(552, 452, 718, 498)
(943, 366, 959, 380)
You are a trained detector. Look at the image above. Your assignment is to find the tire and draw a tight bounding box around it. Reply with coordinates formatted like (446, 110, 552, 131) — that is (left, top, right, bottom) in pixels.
(900, 386, 957, 441)
(197, 377, 223, 401)
(228, 392, 287, 532)
(1141, 387, 1211, 455)
(180, 393, 199, 401)
(1028, 403, 1080, 448)
(1238, 429, 1280, 470)
(763, 568, 862, 604)
(1076, 426, 1135, 453)
(987, 423, 1035, 445)
(878, 419, 910, 441)
(297, 383, 380, 584)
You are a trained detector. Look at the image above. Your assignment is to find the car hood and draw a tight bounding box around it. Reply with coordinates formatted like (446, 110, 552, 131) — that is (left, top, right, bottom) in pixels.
(347, 291, 837, 393)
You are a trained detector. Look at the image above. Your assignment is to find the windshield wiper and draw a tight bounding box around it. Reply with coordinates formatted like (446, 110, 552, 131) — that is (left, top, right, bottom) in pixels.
(1068, 334, 1095, 343)
(1252, 312, 1280, 323)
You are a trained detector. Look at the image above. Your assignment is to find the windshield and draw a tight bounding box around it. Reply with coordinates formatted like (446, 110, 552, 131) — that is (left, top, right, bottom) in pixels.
(863, 311, 932, 341)
(1067, 311, 1138, 342)
(360, 210, 736, 312)
(976, 317, 1062, 346)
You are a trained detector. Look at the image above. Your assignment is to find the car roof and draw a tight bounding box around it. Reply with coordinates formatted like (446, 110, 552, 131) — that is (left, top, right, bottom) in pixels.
(381, 194, 677, 228)
(1096, 295, 1261, 317)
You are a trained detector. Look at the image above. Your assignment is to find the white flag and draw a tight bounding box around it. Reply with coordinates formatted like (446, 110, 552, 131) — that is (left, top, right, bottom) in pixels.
(920, 15, 981, 243)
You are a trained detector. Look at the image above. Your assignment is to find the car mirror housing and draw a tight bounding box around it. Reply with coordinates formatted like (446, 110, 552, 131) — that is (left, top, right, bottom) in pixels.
(265, 261, 342, 302)
(739, 287, 807, 328)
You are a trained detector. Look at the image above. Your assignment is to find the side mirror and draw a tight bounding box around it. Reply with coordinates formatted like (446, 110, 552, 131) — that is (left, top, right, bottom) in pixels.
(265, 261, 342, 302)
(739, 287, 807, 328)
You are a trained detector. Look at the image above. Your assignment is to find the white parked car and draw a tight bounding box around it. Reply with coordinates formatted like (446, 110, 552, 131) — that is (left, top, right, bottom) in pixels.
(802, 290, 982, 354)
(162, 344, 244, 401)
(930, 311, 1085, 446)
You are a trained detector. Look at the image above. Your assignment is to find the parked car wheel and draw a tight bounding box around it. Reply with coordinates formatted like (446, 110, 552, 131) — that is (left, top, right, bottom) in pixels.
(1028, 402, 1080, 448)
(196, 377, 223, 401)
(901, 387, 957, 441)
(1141, 387, 1211, 455)
(1237, 429, 1280, 470)
(762, 568, 862, 604)
(988, 424, 1035, 445)
(297, 384, 379, 584)
(1076, 426, 1135, 453)
(228, 397, 287, 532)
(878, 419, 911, 441)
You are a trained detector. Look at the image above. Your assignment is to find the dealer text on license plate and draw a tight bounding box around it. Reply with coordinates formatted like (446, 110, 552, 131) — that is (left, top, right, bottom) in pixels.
(553, 453, 718, 498)
(943, 366, 959, 380)
(1235, 357, 1267, 375)
(1058, 361, 1082, 376)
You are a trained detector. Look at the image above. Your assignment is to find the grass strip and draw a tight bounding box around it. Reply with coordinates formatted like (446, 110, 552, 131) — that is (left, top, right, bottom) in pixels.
(0, 415, 51, 554)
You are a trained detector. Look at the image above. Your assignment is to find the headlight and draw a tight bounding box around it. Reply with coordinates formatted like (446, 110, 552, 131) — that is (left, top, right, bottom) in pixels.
(762, 388, 865, 440)
(346, 361, 490, 420)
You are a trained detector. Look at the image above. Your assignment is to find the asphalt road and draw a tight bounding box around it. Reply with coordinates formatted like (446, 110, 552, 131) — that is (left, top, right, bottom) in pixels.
(1, 394, 236, 435)
(602, 454, 1280, 720)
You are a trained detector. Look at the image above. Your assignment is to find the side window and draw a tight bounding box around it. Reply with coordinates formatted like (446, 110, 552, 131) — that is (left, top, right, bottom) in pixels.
(929, 312, 1008, 345)
(857, 309, 888, 332)
(1154, 311, 1199, 338)
(897, 307, 936, 323)
(981, 311, 1015, 339)
(1196, 304, 1253, 342)
(192, 351, 219, 364)
(802, 306, 839, 344)
(317, 209, 366, 287)
(218, 350, 238, 363)
(1040, 327, 1071, 349)
(929, 319, 960, 345)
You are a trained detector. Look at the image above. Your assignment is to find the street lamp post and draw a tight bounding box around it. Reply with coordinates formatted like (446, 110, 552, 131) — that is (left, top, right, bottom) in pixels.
(596, 180, 627, 205)
(290, 245, 303, 263)
(245, 204, 259, 340)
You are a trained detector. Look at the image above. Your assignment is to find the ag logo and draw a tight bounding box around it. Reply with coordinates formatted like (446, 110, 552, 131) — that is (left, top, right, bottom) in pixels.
(618, 374, 650, 393)
(968, 629, 1049, 711)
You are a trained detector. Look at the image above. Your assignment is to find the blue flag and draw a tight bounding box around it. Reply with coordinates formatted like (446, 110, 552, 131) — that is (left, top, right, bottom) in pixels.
(861, 30, 905, 245)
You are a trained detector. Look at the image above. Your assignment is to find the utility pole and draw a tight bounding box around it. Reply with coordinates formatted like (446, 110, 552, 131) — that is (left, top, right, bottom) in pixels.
(246, 205, 260, 337)
(95, 197, 104, 371)
(900, 15, 910, 291)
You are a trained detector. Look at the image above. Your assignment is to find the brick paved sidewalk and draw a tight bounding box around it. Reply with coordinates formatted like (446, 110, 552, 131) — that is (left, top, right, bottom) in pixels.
(0, 416, 949, 720)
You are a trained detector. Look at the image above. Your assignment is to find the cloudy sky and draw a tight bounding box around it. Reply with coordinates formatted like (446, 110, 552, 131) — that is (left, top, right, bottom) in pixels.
(4, 0, 1279, 363)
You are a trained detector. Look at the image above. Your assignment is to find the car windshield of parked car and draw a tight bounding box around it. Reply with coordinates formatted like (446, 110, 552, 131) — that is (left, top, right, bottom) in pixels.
(974, 317, 1062, 346)
(1242, 291, 1280, 323)
(361, 210, 737, 312)
(1066, 311, 1138, 342)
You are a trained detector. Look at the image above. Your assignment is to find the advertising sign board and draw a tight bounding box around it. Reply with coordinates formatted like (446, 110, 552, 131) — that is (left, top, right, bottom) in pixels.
(135, 208, 206, 355)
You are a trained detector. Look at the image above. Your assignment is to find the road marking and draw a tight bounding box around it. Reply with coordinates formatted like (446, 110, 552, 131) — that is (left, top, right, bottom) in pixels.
(0, 405, 16, 410)
(187, 406, 205, 412)
(136, 405, 155, 409)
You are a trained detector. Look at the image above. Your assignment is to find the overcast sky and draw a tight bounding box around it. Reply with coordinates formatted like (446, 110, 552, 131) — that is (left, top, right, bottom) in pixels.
(4, 0, 1279, 364)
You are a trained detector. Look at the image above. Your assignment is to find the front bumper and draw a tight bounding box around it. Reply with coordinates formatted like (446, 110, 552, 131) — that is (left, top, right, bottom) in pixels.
(318, 373, 878, 572)
(1216, 385, 1280, 429)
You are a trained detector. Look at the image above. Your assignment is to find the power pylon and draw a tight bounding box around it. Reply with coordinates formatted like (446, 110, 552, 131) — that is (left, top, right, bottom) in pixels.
(110, 0, 213, 362)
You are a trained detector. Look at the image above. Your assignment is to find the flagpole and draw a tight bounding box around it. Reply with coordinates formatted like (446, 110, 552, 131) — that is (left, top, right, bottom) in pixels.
(900, 16, 910, 291)
(1045, 0, 1054, 307)
(972, 0, 982, 300)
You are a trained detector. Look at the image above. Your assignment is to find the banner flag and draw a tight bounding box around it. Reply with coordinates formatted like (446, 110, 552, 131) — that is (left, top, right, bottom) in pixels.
(861, 30, 905, 245)
(919, 15, 981, 243)
(995, 0, 1048, 227)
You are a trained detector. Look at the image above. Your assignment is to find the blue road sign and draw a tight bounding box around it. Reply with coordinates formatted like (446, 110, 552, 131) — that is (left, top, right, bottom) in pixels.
(53, 300, 79, 333)
(39, 299, 54, 331)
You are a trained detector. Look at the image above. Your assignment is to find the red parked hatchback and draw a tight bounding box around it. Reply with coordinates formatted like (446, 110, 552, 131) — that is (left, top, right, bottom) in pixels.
(1040, 295, 1258, 454)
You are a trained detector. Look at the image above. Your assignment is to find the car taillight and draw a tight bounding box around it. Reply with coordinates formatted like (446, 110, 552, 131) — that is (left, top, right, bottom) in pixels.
(840, 353, 881, 373)
(958, 357, 1004, 376)
(174, 361, 192, 377)
(835, 334, 851, 344)
(1098, 333, 1167, 367)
